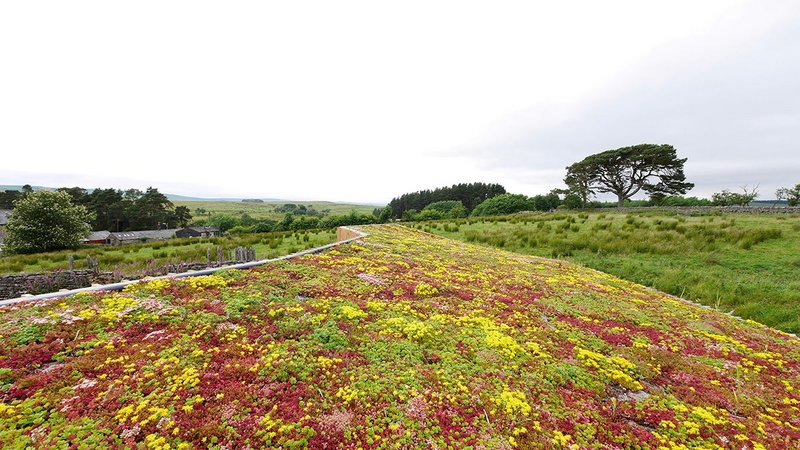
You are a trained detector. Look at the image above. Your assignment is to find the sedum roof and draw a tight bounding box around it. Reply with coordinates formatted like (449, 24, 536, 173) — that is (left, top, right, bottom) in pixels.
(0, 225, 798, 449)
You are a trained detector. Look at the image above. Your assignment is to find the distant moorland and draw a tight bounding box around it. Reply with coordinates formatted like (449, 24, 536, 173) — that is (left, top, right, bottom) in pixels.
(176, 200, 378, 222)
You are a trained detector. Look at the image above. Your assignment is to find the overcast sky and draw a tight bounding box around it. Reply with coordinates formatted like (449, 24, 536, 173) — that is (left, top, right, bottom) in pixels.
(2, 1, 798, 204)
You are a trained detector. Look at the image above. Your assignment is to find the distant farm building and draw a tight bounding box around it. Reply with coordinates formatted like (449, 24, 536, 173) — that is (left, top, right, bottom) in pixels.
(0, 209, 10, 227)
(81, 230, 111, 245)
(85, 227, 220, 246)
(0, 210, 10, 247)
(108, 229, 178, 246)
(176, 227, 221, 239)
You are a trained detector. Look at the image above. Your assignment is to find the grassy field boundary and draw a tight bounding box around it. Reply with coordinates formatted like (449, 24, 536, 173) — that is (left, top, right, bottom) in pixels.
(0, 227, 369, 307)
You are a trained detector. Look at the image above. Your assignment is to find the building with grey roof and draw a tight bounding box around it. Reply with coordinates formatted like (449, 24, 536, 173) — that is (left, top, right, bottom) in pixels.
(108, 229, 178, 246)
(0, 210, 10, 248)
(0, 210, 11, 227)
(81, 230, 111, 245)
(175, 227, 221, 238)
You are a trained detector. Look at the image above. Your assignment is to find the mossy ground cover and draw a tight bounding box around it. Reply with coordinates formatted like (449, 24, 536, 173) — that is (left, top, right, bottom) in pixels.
(1, 225, 799, 449)
(0, 230, 335, 278)
(416, 212, 800, 333)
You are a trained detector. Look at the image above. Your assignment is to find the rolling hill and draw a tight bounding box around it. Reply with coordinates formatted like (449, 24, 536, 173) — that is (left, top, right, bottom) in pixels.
(0, 185, 381, 206)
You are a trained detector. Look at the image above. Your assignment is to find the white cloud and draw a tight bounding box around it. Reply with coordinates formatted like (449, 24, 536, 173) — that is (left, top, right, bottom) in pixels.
(1, 1, 797, 203)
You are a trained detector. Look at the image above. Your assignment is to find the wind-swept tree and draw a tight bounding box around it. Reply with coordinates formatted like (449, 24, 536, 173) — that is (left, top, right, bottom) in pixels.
(563, 170, 594, 207)
(711, 191, 747, 206)
(565, 144, 693, 207)
(712, 186, 759, 206)
(776, 183, 800, 206)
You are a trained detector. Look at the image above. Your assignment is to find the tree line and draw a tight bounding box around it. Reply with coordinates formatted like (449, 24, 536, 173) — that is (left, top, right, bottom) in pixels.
(1, 189, 388, 254)
(388, 182, 506, 219)
(1, 186, 191, 231)
(0, 185, 34, 209)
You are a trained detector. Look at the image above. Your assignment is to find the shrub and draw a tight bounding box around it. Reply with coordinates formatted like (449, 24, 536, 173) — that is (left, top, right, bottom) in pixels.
(562, 194, 584, 209)
(532, 193, 561, 211)
(412, 210, 446, 221)
(402, 209, 418, 221)
(252, 220, 278, 233)
(319, 212, 377, 228)
(208, 215, 240, 232)
(471, 194, 535, 217)
(776, 184, 800, 206)
(4, 191, 92, 254)
(712, 188, 758, 206)
(227, 225, 253, 235)
(650, 195, 713, 207)
(423, 200, 468, 218)
(289, 216, 321, 230)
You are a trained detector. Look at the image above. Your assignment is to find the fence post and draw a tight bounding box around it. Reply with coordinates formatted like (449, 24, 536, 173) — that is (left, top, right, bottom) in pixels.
(85, 256, 98, 274)
(68, 255, 74, 272)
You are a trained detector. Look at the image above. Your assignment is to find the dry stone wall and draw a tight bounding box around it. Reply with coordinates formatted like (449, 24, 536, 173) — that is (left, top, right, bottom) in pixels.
(0, 270, 116, 300)
(1, 227, 369, 304)
(584, 206, 800, 215)
(0, 262, 244, 300)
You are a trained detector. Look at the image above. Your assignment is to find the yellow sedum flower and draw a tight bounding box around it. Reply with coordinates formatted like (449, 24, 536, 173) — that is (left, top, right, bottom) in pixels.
(98, 295, 137, 321)
(413, 282, 439, 298)
(493, 388, 532, 416)
(336, 305, 367, 321)
(574, 346, 643, 391)
(185, 275, 228, 291)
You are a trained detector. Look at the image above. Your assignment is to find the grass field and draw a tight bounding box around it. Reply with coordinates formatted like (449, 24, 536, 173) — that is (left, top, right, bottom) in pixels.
(0, 229, 336, 277)
(175, 200, 378, 221)
(412, 211, 800, 333)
